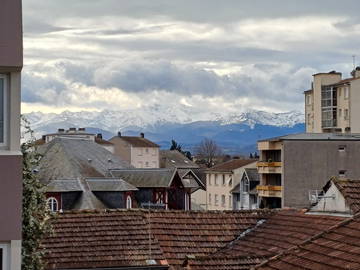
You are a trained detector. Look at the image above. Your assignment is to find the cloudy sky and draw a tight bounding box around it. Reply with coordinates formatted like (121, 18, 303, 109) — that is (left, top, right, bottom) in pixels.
(22, 0, 360, 115)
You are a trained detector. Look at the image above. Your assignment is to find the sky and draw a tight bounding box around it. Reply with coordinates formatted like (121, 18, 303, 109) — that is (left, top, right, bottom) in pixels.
(22, 0, 360, 115)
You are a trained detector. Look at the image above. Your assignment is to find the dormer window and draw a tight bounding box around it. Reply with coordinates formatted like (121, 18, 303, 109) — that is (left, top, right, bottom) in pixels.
(47, 197, 59, 212)
(0, 74, 8, 147)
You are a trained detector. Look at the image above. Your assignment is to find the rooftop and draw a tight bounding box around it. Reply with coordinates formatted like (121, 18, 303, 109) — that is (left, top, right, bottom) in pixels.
(208, 159, 256, 172)
(110, 134, 159, 148)
(259, 133, 360, 142)
(160, 150, 199, 169)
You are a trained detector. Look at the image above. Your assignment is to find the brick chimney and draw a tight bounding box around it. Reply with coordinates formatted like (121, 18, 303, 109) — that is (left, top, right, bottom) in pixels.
(140, 132, 144, 138)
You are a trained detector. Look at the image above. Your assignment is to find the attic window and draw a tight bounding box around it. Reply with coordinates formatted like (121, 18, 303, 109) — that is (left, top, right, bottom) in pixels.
(339, 170, 346, 178)
(338, 145, 346, 152)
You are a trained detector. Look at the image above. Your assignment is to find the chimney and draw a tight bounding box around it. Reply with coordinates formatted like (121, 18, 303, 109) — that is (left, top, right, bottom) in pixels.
(58, 128, 65, 133)
(351, 66, 360, 78)
(78, 128, 86, 132)
(68, 128, 76, 133)
(118, 131, 122, 137)
(97, 133, 102, 139)
(42, 135, 46, 141)
(140, 132, 144, 138)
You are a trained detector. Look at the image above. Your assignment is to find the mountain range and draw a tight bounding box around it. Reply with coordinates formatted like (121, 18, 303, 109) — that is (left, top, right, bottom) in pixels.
(24, 105, 305, 155)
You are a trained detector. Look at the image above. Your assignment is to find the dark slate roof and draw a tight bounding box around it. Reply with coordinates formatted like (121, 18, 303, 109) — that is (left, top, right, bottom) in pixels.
(208, 159, 256, 172)
(187, 209, 344, 270)
(178, 169, 205, 190)
(259, 132, 360, 142)
(256, 215, 360, 270)
(110, 135, 159, 147)
(160, 150, 199, 169)
(37, 138, 131, 182)
(86, 178, 138, 192)
(333, 179, 360, 214)
(110, 169, 178, 188)
(45, 179, 82, 192)
(245, 168, 259, 182)
(42, 210, 168, 270)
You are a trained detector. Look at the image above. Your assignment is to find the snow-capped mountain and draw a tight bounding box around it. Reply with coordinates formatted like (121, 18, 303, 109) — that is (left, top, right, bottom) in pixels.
(24, 105, 305, 154)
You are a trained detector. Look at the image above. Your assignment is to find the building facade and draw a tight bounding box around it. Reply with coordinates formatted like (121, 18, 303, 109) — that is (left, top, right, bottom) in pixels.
(232, 168, 260, 210)
(110, 132, 160, 168)
(305, 68, 360, 133)
(257, 133, 360, 209)
(0, 0, 23, 269)
(199, 159, 257, 210)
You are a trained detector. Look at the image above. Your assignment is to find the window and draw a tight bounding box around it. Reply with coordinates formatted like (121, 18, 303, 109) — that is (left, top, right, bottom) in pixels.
(338, 145, 346, 152)
(0, 243, 9, 270)
(222, 175, 226, 186)
(307, 113, 311, 125)
(339, 170, 346, 178)
(0, 75, 7, 146)
(145, 161, 149, 167)
(306, 95, 311, 105)
(126, 196, 132, 209)
(229, 195, 232, 208)
(145, 148, 149, 154)
(344, 109, 349, 120)
(338, 109, 342, 118)
(241, 178, 250, 193)
(208, 175, 212, 186)
(344, 87, 349, 99)
(214, 194, 219, 206)
(208, 193, 212, 205)
(221, 195, 226, 207)
(214, 175, 218, 186)
(47, 197, 59, 212)
(228, 178, 232, 187)
(338, 88, 342, 97)
(138, 149, 143, 156)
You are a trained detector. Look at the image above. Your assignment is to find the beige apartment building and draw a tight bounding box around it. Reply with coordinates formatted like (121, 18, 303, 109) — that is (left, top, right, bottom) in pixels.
(109, 132, 160, 168)
(257, 133, 360, 209)
(305, 68, 360, 133)
(195, 159, 256, 210)
(0, 0, 23, 269)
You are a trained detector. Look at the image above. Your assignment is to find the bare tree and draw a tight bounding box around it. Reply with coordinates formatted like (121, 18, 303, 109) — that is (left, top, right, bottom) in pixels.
(195, 138, 223, 167)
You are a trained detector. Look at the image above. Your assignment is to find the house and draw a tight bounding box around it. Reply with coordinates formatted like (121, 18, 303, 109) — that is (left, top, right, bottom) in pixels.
(35, 128, 114, 153)
(257, 133, 360, 209)
(110, 168, 196, 210)
(41, 209, 345, 270)
(309, 177, 360, 216)
(231, 168, 260, 210)
(0, 0, 23, 269)
(110, 132, 160, 168)
(305, 68, 360, 133)
(160, 150, 206, 209)
(37, 137, 136, 210)
(197, 159, 257, 210)
(256, 214, 360, 270)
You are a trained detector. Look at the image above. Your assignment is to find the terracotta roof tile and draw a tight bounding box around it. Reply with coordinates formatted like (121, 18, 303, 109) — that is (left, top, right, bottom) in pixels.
(333, 179, 360, 214)
(256, 215, 360, 270)
(110, 136, 159, 147)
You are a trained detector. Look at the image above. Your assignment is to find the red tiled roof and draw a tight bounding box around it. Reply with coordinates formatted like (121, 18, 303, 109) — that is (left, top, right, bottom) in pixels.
(208, 159, 256, 172)
(333, 179, 360, 214)
(186, 209, 345, 270)
(256, 215, 360, 270)
(94, 136, 113, 145)
(42, 210, 167, 270)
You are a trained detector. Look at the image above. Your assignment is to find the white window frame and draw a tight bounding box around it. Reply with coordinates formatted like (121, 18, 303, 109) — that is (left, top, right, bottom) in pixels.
(126, 196, 132, 209)
(47, 197, 59, 212)
(0, 74, 8, 148)
(0, 243, 10, 270)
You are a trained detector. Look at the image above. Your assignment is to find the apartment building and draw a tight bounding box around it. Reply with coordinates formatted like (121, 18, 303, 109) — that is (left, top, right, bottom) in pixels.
(257, 133, 360, 209)
(204, 159, 257, 210)
(305, 68, 360, 133)
(109, 132, 160, 168)
(0, 0, 23, 269)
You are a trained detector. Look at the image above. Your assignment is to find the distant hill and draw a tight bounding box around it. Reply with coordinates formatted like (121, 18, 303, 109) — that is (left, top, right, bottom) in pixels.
(25, 106, 305, 155)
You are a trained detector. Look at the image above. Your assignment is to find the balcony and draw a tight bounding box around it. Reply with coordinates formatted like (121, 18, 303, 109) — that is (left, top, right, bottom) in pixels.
(257, 161, 282, 174)
(256, 185, 282, 198)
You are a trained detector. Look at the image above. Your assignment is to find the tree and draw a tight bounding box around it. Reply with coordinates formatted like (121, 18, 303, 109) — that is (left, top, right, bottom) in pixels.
(195, 138, 223, 167)
(170, 139, 182, 152)
(249, 153, 254, 159)
(22, 117, 52, 270)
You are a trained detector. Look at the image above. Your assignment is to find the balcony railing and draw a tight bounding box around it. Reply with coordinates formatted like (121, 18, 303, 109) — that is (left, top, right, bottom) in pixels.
(256, 185, 282, 198)
(257, 161, 282, 167)
(257, 161, 282, 174)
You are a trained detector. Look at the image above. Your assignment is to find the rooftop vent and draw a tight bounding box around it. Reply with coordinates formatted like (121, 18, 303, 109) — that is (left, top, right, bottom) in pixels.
(87, 158, 92, 163)
(58, 128, 65, 133)
(140, 132, 145, 138)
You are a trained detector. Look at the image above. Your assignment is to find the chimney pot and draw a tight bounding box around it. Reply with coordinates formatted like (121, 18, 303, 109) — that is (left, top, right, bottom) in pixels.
(42, 135, 46, 140)
(140, 132, 144, 138)
(58, 128, 65, 133)
(118, 131, 122, 137)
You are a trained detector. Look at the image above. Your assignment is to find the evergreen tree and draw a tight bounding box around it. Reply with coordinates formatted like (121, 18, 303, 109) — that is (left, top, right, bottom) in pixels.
(22, 117, 52, 270)
(170, 139, 182, 152)
(249, 153, 254, 159)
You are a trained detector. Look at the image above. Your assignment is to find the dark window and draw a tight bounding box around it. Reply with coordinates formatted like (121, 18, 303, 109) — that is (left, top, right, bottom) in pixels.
(338, 145, 346, 151)
(339, 170, 346, 178)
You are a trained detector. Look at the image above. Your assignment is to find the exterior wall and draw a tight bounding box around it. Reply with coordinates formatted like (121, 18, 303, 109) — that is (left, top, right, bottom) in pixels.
(336, 84, 350, 132)
(0, 1, 22, 269)
(305, 91, 314, 132)
(109, 137, 131, 163)
(310, 183, 350, 214)
(190, 189, 206, 210)
(350, 79, 360, 133)
(61, 192, 81, 210)
(206, 162, 257, 211)
(101, 144, 114, 153)
(0, 0, 23, 70)
(130, 146, 159, 168)
(282, 140, 360, 208)
(312, 73, 342, 133)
